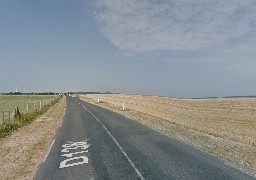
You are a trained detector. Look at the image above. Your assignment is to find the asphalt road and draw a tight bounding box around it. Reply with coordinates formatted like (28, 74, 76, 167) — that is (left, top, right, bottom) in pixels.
(35, 96, 255, 180)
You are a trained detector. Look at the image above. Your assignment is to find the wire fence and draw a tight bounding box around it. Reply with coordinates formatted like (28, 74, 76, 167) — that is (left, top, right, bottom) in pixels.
(0, 96, 60, 125)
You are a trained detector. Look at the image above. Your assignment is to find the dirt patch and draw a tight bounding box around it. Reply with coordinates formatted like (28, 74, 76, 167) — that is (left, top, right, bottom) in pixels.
(79, 94, 256, 174)
(0, 97, 66, 180)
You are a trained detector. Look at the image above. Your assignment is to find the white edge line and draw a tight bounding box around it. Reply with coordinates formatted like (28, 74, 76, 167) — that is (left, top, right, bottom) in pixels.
(60, 107, 67, 128)
(79, 104, 145, 180)
(224, 161, 256, 178)
(43, 139, 56, 163)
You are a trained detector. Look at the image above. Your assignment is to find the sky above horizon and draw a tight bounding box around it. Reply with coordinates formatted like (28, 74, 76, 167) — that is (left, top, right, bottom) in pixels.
(0, 0, 256, 98)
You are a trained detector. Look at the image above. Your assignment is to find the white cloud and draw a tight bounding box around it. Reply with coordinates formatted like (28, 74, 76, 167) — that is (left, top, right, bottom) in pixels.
(89, 0, 256, 54)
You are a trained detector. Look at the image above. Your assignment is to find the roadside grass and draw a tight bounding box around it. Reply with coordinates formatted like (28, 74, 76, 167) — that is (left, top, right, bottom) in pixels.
(0, 97, 61, 139)
(98, 101, 106, 103)
(13, 138, 45, 179)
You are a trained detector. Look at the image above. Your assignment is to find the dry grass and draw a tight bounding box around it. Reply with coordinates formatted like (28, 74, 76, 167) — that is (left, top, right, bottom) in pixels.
(79, 94, 256, 174)
(0, 97, 66, 180)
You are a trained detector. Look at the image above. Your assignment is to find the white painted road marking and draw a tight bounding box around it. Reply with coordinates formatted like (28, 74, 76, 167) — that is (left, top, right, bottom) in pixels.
(61, 141, 90, 153)
(59, 140, 90, 169)
(61, 151, 88, 158)
(60, 156, 88, 168)
(44, 139, 56, 163)
(77, 101, 145, 180)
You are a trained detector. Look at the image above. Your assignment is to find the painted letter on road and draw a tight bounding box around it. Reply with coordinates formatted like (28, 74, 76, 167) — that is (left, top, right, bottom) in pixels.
(59, 140, 90, 169)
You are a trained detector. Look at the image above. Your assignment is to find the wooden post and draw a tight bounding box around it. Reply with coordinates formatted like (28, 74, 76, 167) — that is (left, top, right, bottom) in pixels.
(2, 112, 4, 123)
(14, 106, 21, 119)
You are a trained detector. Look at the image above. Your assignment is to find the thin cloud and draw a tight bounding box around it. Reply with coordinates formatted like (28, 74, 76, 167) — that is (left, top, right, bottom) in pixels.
(89, 0, 256, 54)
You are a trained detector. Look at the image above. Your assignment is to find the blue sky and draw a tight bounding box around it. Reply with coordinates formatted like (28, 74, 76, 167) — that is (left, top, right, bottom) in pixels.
(0, 0, 256, 98)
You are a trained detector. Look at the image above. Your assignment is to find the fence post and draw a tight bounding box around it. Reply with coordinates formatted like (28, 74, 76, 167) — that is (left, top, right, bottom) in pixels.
(14, 106, 21, 119)
(2, 112, 4, 123)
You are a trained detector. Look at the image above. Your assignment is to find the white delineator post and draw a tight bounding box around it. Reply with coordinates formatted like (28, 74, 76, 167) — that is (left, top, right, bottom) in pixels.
(97, 99, 100, 103)
(122, 103, 125, 111)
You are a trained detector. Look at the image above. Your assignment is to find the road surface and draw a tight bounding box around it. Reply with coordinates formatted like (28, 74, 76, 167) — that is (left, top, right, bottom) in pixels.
(35, 96, 255, 180)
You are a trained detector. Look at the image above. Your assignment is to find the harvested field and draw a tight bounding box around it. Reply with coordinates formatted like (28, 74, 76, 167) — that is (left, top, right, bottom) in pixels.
(79, 94, 256, 174)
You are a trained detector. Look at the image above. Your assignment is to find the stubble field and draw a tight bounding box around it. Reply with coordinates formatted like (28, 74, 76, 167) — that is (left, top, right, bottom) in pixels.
(79, 94, 256, 174)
